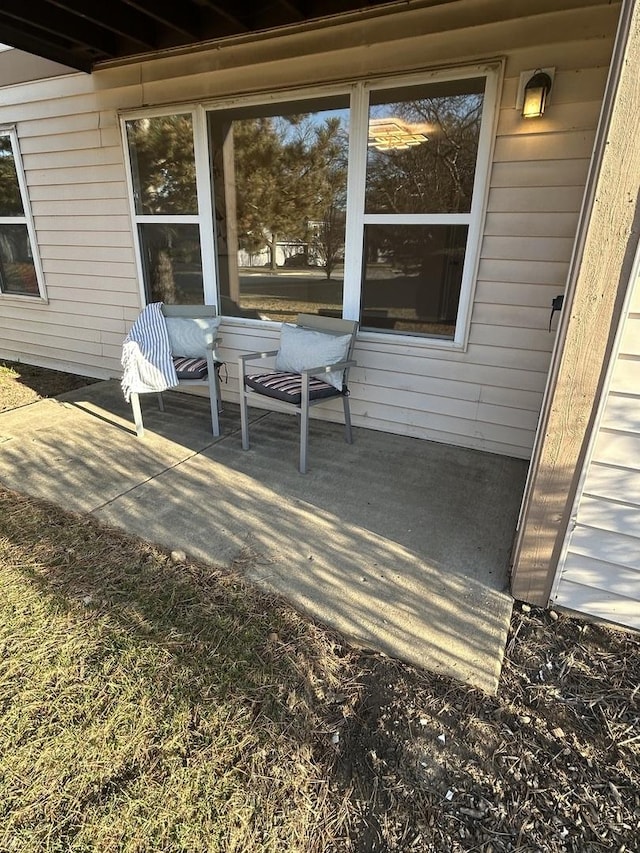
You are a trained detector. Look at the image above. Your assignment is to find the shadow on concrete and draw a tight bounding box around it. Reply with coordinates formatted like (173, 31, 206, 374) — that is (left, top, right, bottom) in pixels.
(0, 380, 529, 693)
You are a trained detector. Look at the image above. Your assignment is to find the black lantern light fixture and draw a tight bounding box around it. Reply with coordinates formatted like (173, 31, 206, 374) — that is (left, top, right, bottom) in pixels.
(521, 70, 553, 118)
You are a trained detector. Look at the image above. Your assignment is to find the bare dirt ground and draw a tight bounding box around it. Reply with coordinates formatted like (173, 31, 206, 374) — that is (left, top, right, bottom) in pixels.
(1, 361, 639, 852)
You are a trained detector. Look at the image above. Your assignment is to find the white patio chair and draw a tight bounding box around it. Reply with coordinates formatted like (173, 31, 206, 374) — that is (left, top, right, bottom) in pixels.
(238, 314, 358, 473)
(130, 304, 224, 438)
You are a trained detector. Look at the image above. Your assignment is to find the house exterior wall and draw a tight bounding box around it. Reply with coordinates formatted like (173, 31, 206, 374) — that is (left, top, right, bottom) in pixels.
(0, 1, 620, 458)
(0, 46, 75, 88)
(510, 0, 640, 610)
(552, 249, 640, 630)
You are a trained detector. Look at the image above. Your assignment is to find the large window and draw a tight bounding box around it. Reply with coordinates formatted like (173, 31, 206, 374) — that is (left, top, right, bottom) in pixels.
(209, 96, 349, 321)
(0, 128, 44, 298)
(123, 66, 496, 344)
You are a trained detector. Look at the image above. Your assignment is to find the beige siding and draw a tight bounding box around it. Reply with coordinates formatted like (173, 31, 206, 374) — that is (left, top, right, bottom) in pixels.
(0, 47, 75, 87)
(0, 0, 620, 453)
(553, 264, 640, 629)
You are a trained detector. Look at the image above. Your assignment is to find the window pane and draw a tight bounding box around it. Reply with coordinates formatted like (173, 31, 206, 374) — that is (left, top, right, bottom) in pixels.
(209, 97, 349, 321)
(139, 223, 203, 304)
(126, 115, 198, 215)
(0, 224, 38, 295)
(365, 79, 485, 214)
(0, 135, 24, 216)
(361, 224, 468, 338)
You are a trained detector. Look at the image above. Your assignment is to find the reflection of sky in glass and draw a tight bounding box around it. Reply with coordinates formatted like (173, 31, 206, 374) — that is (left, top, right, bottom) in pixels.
(274, 107, 349, 145)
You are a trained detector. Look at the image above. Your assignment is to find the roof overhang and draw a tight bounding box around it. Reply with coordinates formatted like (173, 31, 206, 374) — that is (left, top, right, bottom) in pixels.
(0, 0, 442, 73)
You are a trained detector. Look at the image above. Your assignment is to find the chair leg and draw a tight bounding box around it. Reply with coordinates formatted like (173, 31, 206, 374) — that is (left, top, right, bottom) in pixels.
(157, 392, 164, 412)
(300, 377, 310, 474)
(343, 394, 353, 444)
(131, 392, 144, 437)
(239, 359, 250, 450)
(208, 374, 221, 437)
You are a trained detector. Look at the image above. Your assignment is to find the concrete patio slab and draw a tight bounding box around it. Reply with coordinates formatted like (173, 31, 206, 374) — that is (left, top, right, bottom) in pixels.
(0, 380, 528, 693)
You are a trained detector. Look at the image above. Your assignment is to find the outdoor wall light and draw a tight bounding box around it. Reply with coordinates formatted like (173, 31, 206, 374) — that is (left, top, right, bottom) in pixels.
(521, 70, 553, 118)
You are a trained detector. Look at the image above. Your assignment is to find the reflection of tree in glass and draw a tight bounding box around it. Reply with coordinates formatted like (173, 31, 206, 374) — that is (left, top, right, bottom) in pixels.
(0, 138, 36, 295)
(0, 137, 24, 217)
(311, 203, 346, 280)
(141, 224, 204, 305)
(126, 115, 197, 215)
(127, 116, 200, 303)
(366, 95, 483, 215)
(233, 114, 347, 277)
(0, 225, 38, 295)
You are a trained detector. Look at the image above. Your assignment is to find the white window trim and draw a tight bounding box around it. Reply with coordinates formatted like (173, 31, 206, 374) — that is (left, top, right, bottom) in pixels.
(120, 109, 215, 307)
(0, 126, 46, 301)
(120, 60, 501, 349)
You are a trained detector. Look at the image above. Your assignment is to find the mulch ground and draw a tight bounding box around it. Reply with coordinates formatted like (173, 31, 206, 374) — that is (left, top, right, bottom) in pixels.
(1, 361, 639, 852)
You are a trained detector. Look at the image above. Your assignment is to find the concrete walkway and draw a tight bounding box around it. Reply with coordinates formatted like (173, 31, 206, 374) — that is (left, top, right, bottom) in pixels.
(0, 381, 528, 693)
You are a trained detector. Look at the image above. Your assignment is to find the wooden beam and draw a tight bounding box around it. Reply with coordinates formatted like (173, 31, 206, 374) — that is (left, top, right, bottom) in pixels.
(511, 0, 640, 605)
(194, 1, 250, 32)
(0, 20, 92, 70)
(48, 0, 158, 48)
(0, 1, 118, 56)
(120, 0, 202, 39)
(276, 0, 307, 21)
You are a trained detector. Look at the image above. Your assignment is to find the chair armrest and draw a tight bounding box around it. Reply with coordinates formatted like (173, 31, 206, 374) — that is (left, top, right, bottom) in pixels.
(300, 359, 357, 375)
(205, 338, 223, 362)
(239, 350, 279, 364)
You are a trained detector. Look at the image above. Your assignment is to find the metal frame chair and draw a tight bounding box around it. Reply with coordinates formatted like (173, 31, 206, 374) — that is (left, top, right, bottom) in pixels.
(130, 304, 223, 438)
(238, 313, 358, 473)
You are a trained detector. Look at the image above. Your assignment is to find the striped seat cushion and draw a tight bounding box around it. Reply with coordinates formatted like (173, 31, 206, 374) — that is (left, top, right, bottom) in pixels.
(172, 356, 208, 380)
(245, 372, 341, 404)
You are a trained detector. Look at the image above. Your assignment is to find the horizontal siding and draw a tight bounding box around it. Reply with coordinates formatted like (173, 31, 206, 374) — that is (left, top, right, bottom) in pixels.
(490, 158, 591, 188)
(484, 211, 580, 238)
(568, 524, 640, 571)
(561, 552, 640, 600)
(29, 182, 127, 201)
(554, 576, 640, 630)
(554, 263, 640, 629)
(583, 462, 640, 505)
(481, 236, 576, 263)
(0, 0, 619, 458)
(609, 355, 640, 394)
(591, 429, 640, 467)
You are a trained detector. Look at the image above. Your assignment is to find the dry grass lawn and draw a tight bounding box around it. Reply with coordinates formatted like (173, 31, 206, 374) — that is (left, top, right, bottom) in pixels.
(0, 363, 638, 852)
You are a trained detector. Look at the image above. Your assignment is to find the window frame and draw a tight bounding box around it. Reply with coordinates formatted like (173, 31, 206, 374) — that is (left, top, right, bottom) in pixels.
(345, 66, 500, 349)
(120, 106, 218, 307)
(0, 126, 46, 301)
(120, 61, 500, 350)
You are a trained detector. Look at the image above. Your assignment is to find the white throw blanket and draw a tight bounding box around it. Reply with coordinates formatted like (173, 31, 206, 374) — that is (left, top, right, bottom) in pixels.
(121, 302, 178, 402)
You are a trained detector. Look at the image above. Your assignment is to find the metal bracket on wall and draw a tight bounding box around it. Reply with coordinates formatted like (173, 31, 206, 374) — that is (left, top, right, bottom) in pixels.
(549, 294, 564, 332)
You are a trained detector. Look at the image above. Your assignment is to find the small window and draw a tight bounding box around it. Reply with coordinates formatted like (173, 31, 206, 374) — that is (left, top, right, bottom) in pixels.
(125, 113, 205, 304)
(362, 77, 485, 338)
(0, 128, 44, 298)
